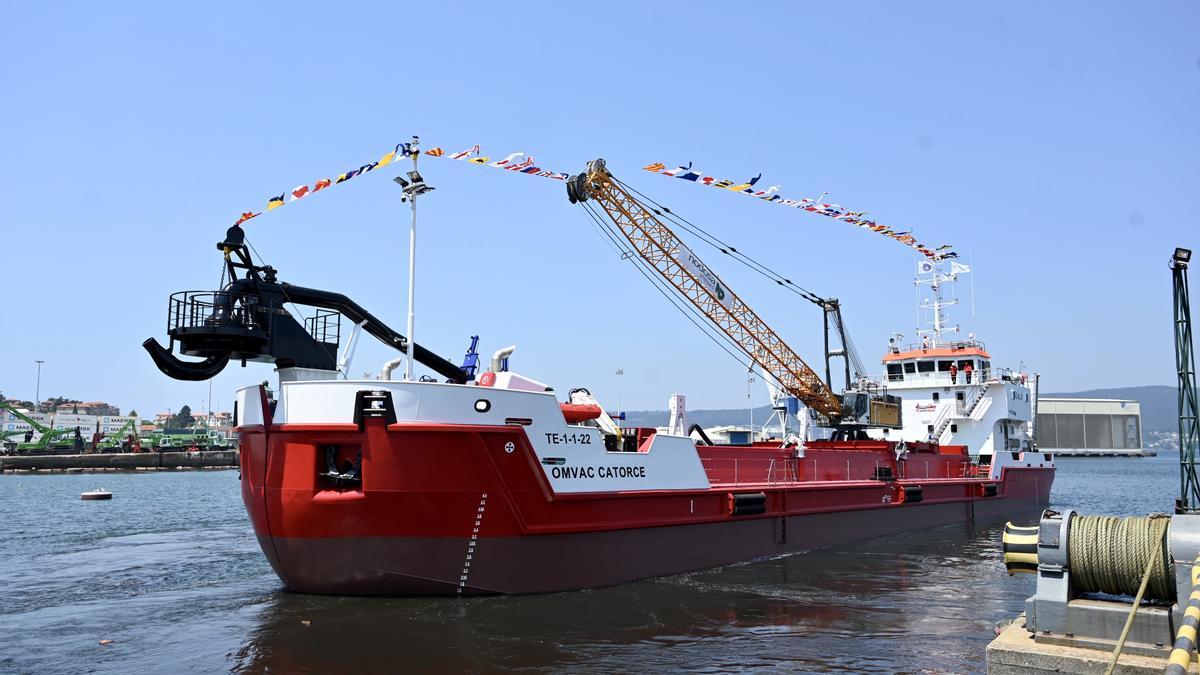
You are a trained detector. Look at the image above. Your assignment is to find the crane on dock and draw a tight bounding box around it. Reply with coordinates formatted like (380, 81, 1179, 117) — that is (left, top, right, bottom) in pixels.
(95, 417, 142, 453)
(0, 402, 79, 454)
(565, 158, 899, 429)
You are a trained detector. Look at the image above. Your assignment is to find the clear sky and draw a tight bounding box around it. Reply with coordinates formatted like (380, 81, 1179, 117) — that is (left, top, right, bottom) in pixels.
(1, 2, 1197, 418)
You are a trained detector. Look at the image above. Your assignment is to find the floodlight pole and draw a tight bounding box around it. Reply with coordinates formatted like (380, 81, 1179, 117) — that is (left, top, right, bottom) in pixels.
(34, 360, 44, 413)
(1173, 247, 1200, 513)
(404, 139, 419, 382)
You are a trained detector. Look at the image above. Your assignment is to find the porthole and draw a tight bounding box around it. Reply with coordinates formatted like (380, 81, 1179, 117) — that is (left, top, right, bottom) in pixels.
(474, 399, 491, 413)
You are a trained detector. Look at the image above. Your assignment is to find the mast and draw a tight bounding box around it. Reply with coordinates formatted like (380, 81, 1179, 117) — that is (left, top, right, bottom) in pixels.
(392, 136, 435, 382)
(404, 140, 419, 382)
(914, 259, 967, 346)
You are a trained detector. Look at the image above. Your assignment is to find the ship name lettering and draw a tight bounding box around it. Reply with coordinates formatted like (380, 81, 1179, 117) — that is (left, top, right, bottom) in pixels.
(550, 466, 647, 480)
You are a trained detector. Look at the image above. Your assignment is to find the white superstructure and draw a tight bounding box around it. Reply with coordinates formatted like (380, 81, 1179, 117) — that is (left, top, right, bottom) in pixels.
(873, 260, 1037, 467)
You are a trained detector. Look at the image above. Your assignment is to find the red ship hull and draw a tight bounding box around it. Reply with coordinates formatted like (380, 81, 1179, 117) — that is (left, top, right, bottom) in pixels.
(238, 417, 1052, 596)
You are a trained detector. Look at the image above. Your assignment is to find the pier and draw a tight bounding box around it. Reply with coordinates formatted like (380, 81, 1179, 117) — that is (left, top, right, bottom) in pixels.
(0, 450, 237, 473)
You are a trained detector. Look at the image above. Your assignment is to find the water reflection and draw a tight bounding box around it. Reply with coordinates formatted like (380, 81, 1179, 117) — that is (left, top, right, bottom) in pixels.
(232, 512, 1042, 674)
(4, 457, 1174, 673)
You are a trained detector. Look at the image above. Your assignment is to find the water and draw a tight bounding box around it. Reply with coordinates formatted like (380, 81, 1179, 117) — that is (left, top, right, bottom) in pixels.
(0, 457, 1178, 674)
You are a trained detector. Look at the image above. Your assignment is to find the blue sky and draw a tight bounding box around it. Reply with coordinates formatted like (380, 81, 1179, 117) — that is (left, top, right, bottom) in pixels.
(1, 2, 1197, 417)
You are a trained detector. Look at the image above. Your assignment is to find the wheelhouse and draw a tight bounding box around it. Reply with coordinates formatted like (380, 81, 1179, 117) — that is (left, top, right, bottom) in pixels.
(883, 341, 991, 386)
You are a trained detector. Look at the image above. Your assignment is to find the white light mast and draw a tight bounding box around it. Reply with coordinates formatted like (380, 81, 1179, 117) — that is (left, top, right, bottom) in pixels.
(393, 136, 434, 382)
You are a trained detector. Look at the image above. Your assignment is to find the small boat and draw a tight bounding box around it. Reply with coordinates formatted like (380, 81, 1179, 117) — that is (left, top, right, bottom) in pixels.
(80, 489, 112, 501)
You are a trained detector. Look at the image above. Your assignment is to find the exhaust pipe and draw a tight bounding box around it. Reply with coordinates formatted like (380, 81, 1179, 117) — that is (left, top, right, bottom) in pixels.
(142, 338, 231, 381)
(490, 345, 516, 373)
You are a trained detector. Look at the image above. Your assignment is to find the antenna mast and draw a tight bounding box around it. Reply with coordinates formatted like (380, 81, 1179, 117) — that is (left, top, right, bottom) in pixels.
(915, 260, 963, 347)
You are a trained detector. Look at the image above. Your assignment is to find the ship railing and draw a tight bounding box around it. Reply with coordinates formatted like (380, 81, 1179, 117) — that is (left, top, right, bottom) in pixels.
(886, 338, 987, 354)
(702, 454, 989, 486)
(930, 403, 956, 440)
(701, 456, 801, 486)
(934, 382, 993, 443)
(167, 290, 260, 333)
(304, 309, 341, 346)
(879, 370, 988, 387)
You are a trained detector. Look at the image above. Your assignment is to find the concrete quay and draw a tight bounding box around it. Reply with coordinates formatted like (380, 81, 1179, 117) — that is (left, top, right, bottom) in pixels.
(987, 614, 1198, 674)
(0, 450, 238, 473)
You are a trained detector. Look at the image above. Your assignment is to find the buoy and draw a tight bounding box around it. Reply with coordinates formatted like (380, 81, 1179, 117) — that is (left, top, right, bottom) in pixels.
(81, 489, 112, 500)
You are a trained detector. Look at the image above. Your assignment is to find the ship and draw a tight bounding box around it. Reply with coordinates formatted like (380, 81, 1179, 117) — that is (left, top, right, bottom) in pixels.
(144, 157, 1053, 595)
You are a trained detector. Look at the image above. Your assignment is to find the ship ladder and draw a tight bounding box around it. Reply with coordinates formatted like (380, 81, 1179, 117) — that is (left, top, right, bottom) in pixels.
(776, 491, 788, 545)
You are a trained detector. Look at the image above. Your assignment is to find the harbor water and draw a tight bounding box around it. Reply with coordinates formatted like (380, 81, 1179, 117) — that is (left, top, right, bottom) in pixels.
(0, 457, 1177, 674)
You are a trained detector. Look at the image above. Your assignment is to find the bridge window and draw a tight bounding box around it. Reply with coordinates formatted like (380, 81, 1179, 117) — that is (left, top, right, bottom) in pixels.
(917, 361, 934, 373)
(903, 362, 916, 374)
(886, 364, 904, 382)
(937, 360, 953, 372)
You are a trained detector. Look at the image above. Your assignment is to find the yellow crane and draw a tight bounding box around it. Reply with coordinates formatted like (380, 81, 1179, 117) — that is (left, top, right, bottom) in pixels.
(566, 158, 899, 428)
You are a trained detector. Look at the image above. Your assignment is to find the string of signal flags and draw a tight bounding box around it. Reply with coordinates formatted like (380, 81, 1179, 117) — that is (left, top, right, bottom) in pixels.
(229, 138, 956, 261)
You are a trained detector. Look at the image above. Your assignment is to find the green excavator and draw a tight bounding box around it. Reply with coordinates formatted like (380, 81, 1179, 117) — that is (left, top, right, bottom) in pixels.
(0, 402, 83, 455)
(95, 417, 143, 453)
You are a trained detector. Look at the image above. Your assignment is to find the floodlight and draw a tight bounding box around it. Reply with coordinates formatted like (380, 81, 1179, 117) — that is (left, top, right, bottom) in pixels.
(1175, 248, 1192, 264)
(393, 176, 410, 188)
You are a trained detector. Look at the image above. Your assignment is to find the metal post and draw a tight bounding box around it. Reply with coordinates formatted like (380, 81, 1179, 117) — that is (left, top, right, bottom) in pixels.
(615, 369, 623, 420)
(822, 306, 832, 389)
(34, 360, 44, 413)
(404, 149, 419, 382)
(1172, 248, 1200, 512)
(748, 369, 756, 441)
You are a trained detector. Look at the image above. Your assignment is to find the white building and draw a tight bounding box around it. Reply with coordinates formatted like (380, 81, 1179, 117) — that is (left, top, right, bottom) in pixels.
(1035, 398, 1146, 456)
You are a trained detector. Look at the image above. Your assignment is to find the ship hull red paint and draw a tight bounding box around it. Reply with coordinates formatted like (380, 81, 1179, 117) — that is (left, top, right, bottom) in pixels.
(238, 420, 1053, 596)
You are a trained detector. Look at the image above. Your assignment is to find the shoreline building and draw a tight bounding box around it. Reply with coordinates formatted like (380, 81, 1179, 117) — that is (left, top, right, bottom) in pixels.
(1034, 398, 1147, 457)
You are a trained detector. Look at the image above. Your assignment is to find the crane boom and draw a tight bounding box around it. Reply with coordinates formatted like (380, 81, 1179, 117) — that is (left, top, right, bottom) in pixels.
(0, 402, 51, 434)
(567, 159, 844, 419)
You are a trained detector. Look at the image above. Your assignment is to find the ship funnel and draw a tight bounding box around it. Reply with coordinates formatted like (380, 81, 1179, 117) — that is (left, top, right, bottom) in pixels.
(142, 338, 230, 381)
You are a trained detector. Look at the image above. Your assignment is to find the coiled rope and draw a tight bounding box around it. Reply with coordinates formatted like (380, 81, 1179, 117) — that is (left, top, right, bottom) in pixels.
(1068, 514, 1173, 601)
(1062, 514, 1171, 675)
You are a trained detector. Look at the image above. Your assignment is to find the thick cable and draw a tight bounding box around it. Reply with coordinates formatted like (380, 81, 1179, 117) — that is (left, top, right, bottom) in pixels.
(613, 176, 877, 381)
(580, 201, 749, 367)
(613, 177, 827, 305)
(578, 202, 750, 370)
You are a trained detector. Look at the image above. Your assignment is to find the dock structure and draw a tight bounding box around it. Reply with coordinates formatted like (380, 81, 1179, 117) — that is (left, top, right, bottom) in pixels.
(990, 511, 1200, 673)
(0, 450, 237, 472)
(989, 615, 1198, 674)
(1036, 398, 1149, 457)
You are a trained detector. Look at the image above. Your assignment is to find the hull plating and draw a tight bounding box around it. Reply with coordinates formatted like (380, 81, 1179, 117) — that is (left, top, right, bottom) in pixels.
(239, 419, 1052, 595)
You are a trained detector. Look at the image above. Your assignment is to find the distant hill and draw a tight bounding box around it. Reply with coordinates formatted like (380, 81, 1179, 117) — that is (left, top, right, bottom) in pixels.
(1043, 385, 1177, 433)
(621, 384, 1181, 433)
